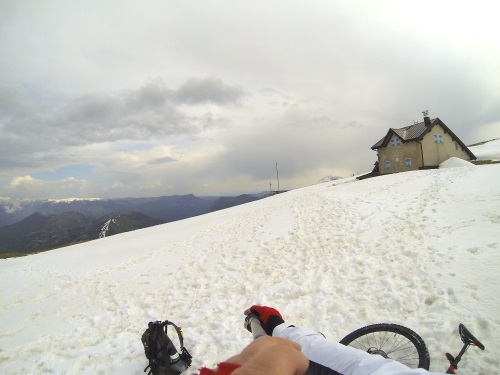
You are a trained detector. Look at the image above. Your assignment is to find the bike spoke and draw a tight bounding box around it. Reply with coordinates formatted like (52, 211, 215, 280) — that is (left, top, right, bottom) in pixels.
(340, 324, 430, 370)
(348, 331, 420, 367)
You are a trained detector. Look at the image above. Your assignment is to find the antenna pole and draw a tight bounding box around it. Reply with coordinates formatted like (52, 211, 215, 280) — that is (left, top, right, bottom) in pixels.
(276, 162, 280, 192)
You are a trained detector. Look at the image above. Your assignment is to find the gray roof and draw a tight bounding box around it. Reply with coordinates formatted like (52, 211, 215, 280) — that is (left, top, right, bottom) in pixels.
(372, 118, 438, 149)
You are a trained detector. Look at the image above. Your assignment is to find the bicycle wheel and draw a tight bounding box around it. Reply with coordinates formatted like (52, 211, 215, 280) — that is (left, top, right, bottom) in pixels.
(339, 323, 430, 370)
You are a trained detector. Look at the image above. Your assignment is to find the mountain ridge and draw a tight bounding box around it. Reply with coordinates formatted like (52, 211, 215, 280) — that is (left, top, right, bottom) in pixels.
(0, 193, 267, 228)
(0, 211, 164, 257)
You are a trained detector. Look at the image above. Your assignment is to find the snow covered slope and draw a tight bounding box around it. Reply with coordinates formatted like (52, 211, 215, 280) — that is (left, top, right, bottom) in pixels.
(1, 163, 499, 373)
(470, 138, 500, 161)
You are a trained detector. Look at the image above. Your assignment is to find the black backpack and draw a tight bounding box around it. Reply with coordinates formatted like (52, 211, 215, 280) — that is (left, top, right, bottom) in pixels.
(141, 320, 193, 375)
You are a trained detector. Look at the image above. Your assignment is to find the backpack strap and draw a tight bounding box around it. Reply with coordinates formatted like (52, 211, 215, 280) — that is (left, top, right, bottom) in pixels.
(162, 321, 184, 348)
(163, 320, 192, 365)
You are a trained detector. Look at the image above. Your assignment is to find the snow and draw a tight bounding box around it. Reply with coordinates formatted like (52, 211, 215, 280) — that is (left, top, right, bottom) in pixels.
(99, 218, 117, 238)
(439, 157, 474, 168)
(315, 176, 343, 184)
(470, 138, 500, 161)
(1, 162, 500, 374)
(48, 198, 103, 203)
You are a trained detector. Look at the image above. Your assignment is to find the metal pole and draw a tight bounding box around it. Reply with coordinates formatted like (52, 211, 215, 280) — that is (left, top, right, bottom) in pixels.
(276, 162, 280, 192)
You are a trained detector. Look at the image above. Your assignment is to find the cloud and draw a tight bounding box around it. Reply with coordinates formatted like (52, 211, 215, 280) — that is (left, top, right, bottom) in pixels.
(148, 156, 176, 165)
(10, 176, 36, 187)
(0, 86, 29, 117)
(5, 175, 91, 199)
(0, 77, 239, 172)
(201, 93, 376, 187)
(124, 79, 172, 110)
(53, 85, 190, 145)
(172, 77, 244, 105)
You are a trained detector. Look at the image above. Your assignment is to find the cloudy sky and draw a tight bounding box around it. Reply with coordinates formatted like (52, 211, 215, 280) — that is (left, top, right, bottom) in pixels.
(1, 0, 499, 199)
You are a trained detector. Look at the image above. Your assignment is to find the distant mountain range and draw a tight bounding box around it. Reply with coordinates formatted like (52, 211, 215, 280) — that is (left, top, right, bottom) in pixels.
(0, 211, 165, 257)
(207, 194, 262, 212)
(0, 194, 266, 227)
(0, 193, 266, 257)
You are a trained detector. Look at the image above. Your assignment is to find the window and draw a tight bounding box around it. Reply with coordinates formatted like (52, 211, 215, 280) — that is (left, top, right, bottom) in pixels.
(385, 161, 391, 170)
(434, 134, 444, 144)
(391, 138, 401, 147)
(405, 158, 411, 169)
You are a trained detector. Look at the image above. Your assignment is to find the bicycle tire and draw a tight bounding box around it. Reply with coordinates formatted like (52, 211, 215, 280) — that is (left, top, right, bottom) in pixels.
(339, 323, 430, 370)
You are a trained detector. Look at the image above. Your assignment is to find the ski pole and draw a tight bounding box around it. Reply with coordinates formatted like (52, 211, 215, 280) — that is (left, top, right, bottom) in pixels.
(245, 313, 267, 339)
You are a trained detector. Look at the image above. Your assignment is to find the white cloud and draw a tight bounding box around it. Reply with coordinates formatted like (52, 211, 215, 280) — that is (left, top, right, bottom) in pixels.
(10, 176, 36, 187)
(6, 175, 91, 199)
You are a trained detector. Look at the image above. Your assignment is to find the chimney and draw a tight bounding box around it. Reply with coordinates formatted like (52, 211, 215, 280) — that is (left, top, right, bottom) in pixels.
(422, 110, 431, 127)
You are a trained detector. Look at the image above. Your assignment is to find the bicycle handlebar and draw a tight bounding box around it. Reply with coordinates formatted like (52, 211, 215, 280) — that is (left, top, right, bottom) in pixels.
(245, 313, 267, 339)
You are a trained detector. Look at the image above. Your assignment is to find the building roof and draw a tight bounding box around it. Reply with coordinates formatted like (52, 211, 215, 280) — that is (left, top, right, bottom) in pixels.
(371, 118, 436, 149)
(371, 117, 476, 160)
